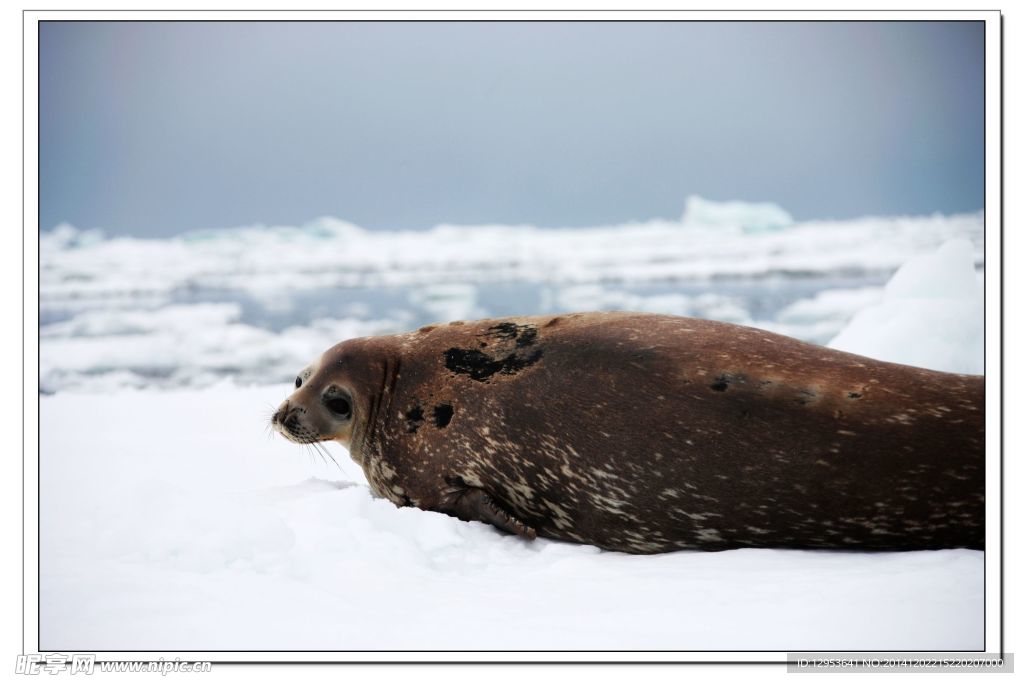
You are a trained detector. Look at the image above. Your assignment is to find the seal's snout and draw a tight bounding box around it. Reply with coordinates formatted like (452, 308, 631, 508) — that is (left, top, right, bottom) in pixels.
(271, 400, 290, 426)
(272, 400, 305, 440)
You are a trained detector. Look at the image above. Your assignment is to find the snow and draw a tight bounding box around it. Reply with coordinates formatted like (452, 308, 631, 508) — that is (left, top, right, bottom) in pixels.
(41, 383, 982, 651)
(38, 200, 986, 652)
(829, 239, 984, 374)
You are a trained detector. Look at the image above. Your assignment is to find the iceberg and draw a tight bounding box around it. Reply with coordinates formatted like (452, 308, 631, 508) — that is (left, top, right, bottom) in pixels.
(681, 195, 794, 233)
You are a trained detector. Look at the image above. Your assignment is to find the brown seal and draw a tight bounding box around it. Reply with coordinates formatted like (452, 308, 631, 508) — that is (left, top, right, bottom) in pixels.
(272, 312, 984, 554)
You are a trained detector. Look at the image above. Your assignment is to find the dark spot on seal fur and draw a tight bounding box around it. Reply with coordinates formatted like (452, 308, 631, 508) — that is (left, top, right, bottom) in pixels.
(443, 346, 543, 382)
(434, 404, 454, 428)
(405, 405, 425, 432)
(847, 391, 862, 399)
(796, 389, 818, 405)
(710, 372, 747, 392)
(485, 321, 522, 341)
(710, 373, 736, 391)
(515, 327, 538, 348)
(482, 321, 538, 348)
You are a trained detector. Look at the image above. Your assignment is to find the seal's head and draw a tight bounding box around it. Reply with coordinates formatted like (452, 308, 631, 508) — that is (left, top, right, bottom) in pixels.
(270, 337, 395, 458)
(270, 341, 368, 450)
(271, 355, 355, 448)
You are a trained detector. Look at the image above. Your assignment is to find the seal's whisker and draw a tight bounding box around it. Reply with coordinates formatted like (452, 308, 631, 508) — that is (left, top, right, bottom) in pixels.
(310, 441, 329, 469)
(293, 425, 326, 469)
(313, 440, 346, 476)
(302, 442, 316, 467)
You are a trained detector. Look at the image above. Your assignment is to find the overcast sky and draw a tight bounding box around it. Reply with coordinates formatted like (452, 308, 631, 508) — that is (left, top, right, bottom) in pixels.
(39, 21, 984, 237)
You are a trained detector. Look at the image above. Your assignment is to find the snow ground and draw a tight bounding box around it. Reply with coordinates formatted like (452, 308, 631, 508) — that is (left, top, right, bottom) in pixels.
(41, 383, 982, 652)
(38, 201, 987, 652)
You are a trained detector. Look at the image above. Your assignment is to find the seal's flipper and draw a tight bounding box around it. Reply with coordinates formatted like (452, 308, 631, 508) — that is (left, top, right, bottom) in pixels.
(452, 488, 537, 540)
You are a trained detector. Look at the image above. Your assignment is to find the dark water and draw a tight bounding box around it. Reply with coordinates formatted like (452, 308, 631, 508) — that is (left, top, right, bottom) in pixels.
(86, 275, 886, 335)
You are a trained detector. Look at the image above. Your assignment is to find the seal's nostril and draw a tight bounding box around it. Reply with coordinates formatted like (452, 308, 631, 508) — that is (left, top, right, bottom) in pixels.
(272, 401, 291, 425)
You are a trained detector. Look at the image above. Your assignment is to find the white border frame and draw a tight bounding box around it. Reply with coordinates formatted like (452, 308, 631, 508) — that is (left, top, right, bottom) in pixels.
(21, 8, 1003, 665)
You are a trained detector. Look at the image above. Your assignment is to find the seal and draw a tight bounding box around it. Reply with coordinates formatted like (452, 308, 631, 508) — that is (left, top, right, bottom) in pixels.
(272, 312, 984, 554)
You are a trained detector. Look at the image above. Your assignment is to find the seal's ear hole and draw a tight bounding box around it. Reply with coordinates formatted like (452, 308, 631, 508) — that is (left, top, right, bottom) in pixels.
(325, 396, 352, 418)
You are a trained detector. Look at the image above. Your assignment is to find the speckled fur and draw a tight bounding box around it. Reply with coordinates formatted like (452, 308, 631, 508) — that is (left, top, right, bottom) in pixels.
(304, 312, 984, 554)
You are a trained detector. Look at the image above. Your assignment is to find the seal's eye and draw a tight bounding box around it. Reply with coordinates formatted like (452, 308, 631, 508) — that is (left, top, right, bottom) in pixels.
(326, 396, 351, 418)
(295, 376, 302, 389)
